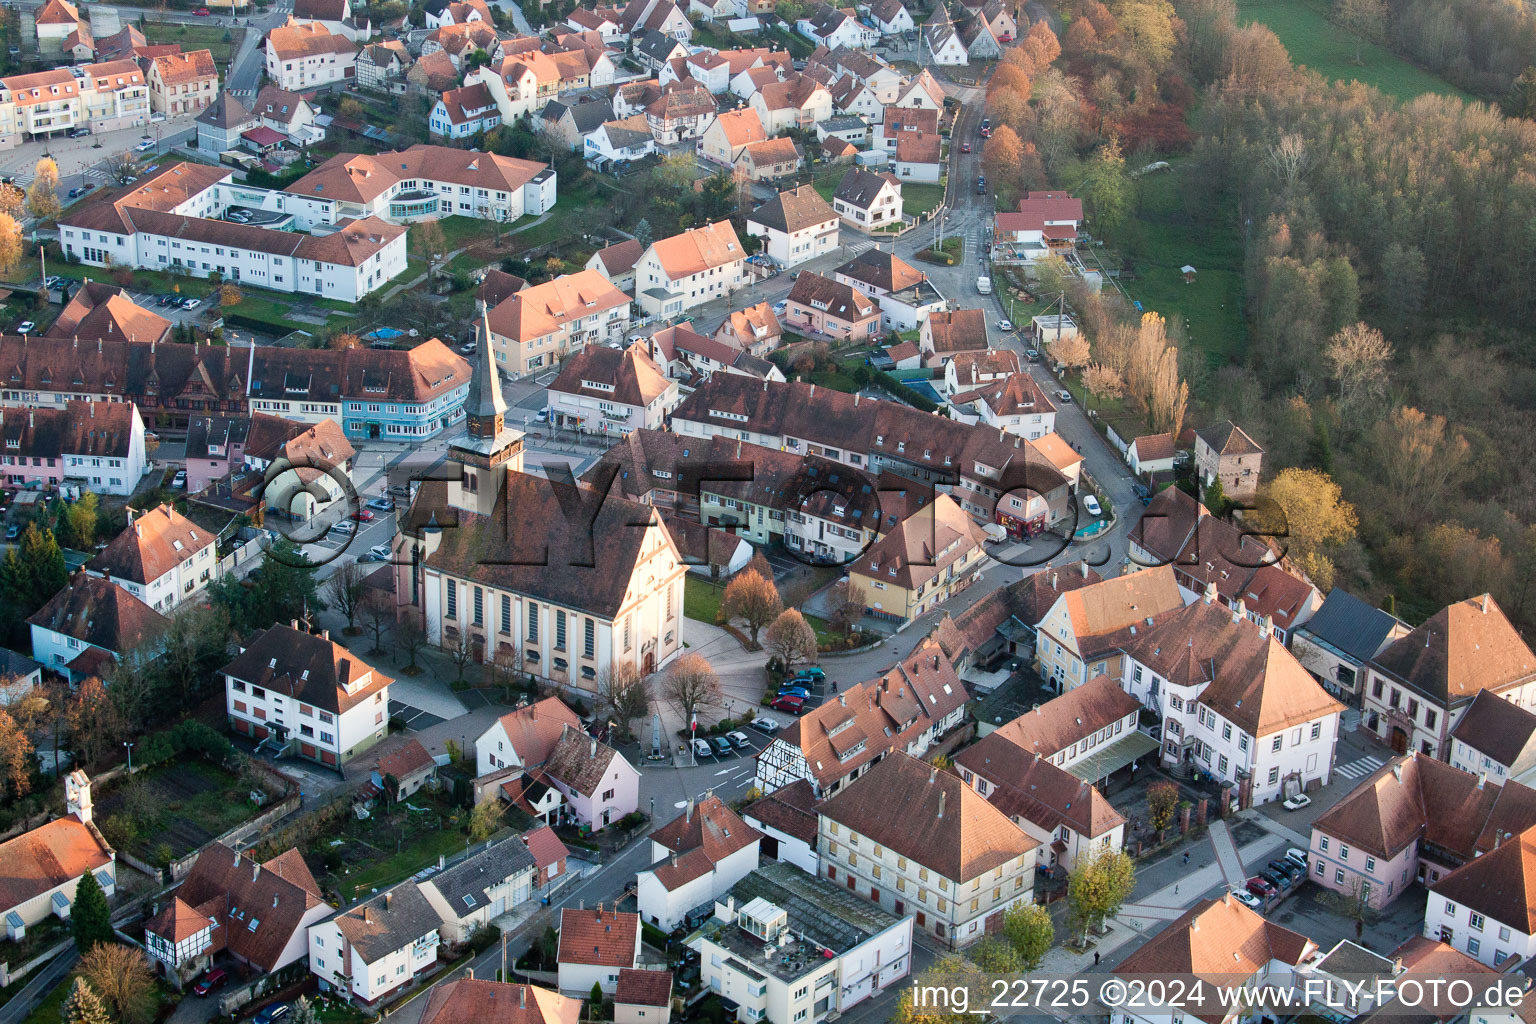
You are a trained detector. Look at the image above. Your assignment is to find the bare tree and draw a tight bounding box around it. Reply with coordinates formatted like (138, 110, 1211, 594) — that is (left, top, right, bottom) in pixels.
(764, 609, 817, 669)
(397, 618, 428, 671)
(325, 561, 366, 632)
(662, 652, 723, 728)
(361, 589, 393, 655)
(825, 579, 866, 637)
(1325, 322, 1393, 422)
(1265, 133, 1313, 192)
(1333, 0, 1385, 63)
(446, 628, 476, 684)
(101, 151, 139, 185)
(721, 568, 782, 645)
(490, 644, 524, 702)
(595, 662, 650, 742)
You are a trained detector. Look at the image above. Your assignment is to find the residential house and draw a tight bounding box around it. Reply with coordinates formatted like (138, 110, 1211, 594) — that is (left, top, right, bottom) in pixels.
(948, 373, 1057, 440)
(633, 220, 746, 317)
(545, 342, 678, 436)
(697, 107, 767, 165)
(417, 836, 537, 944)
(1361, 595, 1536, 758)
(978, 0, 1017, 40)
(418, 980, 582, 1024)
(892, 69, 944, 110)
(422, 21, 505, 70)
(239, 415, 356, 522)
(1448, 690, 1536, 787)
(817, 752, 1037, 947)
(870, 0, 914, 34)
(85, 504, 216, 613)
(293, 0, 372, 40)
(1113, 896, 1316, 1024)
(750, 74, 832, 133)
(566, 7, 624, 43)
(848, 494, 987, 625)
(1309, 752, 1536, 909)
(432, 82, 502, 139)
(372, 738, 438, 801)
(1424, 824, 1536, 968)
(357, 40, 411, 91)
(621, 0, 693, 41)
(536, 95, 614, 151)
(663, 516, 753, 578)
(956, 15, 1002, 60)
(421, 0, 493, 28)
(1118, 592, 1344, 805)
(1194, 419, 1264, 503)
(796, 4, 878, 49)
(309, 882, 441, 1004)
(635, 28, 688, 71)
(815, 113, 868, 146)
(918, 309, 988, 367)
(556, 906, 639, 995)
(983, 676, 1143, 779)
(992, 192, 1084, 264)
(34, 0, 87, 57)
(0, 649, 41, 707)
(713, 302, 782, 356)
(828, 48, 903, 101)
(475, 697, 583, 776)
(893, 131, 942, 183)
(1289, 588, 1411, 703)
(1127, 433, 1175, 477)
(408, 49, 461, 94)
(783, 271, 879, 342)
(585, 239, 644, 294)
(583, 114, 656, 169)
(742, 782, 819, 875)
(148, 50, 218, 116)
(1032, 565, 1186, 692)
(645, 78, 716, 144)
(637, 795, 762, 930)
(253, 85, 322, 144)
(933, 564, 1104, 675)
(646, 326, 783, 384)
(831, 168, 902, 230)
(828, 74, 883, 124)
(832, 248, 946, 332)
(953, 735, 1126, 872)
(943, 349, 1020, 395)
(223, 623, 392, 769)
(689, 863, 912, 1022)
(197, 93, 257, 153)
(731, 64, 782, 100)
(0, 401, 147, 495)
(0, 774, 115, 943)
(481, 269, 631, 378)
(922, 6, 969, 65)
(28, 574, 169, 682)
(265, 18, 359, 91)
(145, 842, 331, 984)
(523, 825, 571, 895)
(614, 971, 672, 1024)
(754, 638, 969, 796)
(78, 59, 150, 133)
(745, 186, 837, 269)
(735, 136, 803, 181)
(876, 106, 939, 150)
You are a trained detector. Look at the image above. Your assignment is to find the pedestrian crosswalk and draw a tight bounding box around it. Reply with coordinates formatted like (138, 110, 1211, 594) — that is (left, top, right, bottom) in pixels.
(83, 167, 108, 181)
(845, 241, 878, 257)
(8, 172, 32, 187)
(1335, 755, 1386, 780)
(227, 87, 257, 98)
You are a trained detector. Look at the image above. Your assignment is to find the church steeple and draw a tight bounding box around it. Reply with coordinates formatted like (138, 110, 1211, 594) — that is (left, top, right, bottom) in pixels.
(464, 306, 508, 440)
(445, 312, 523, 515)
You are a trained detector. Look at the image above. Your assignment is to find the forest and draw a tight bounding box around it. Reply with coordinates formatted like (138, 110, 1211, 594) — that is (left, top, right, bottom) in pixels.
(982, 0, 1536, 628)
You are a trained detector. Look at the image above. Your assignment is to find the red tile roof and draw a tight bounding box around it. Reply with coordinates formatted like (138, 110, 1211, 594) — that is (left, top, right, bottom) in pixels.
(0, 815, 113, 913)
(557, 906, 639, 968)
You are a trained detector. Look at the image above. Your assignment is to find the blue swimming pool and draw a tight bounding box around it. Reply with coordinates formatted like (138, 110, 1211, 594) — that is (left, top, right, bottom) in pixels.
(904, 379, 945, 404)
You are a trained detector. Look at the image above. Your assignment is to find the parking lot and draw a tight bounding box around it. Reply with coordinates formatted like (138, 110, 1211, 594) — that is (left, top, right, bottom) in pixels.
(388, 699, 446, 731)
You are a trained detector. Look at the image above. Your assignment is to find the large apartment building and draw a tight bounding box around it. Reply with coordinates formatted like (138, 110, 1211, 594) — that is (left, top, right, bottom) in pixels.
(147, 50, 219, 116)
(0, 64, 150, 146)
(286, 146, 556, 225)
(59, 163, 407, 301)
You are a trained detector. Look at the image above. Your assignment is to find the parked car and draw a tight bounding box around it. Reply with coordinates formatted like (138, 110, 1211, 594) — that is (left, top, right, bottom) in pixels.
(1025, 348, 1040, 361)
(157, 293, 178, 307)
(1258, 869, 1291, 891)
(1283, 793, 1312, 811)
(996, 318, 1014, 332)
(976, 176, 986, 194)
(776, 685, 811, 700)
(1132, 483, 1152, 505)
(329, 520, 356, 536)
(1286, 848, 1309, 869)
(1269, 859, 1303, 883)
(790, 666, 825, 682)
(252, 1004, 289, 1024)
(691, 738, 714, 759)
(1081, 495, 1102, 517)
(709, 736, 733, 757)
(193, 6, 211, 13)
(5, 523, 19, 541)
(770, 695, 805, 714)
(353, 509, 376, 522)
(961, 140, 971, 153)
(1057, 390, 1072, 403)
(15, 321, 33, 335)
(727, 730, 752, 749)
(367, 544, 392, 561)
(366, 498, 394, 512)
(192, 969, 228, 996)
(1246, 876, 1277, 898)
(68, 183, 94, 198)
(135, 139, 155, 152)
(180, 298, 202, 310)
(172, 470, 187, 488)
(1231, 888, 1264, 910)
(43, 276, 62, 289)
(67, 127, 90, 138)
(751, 717, 781, 734)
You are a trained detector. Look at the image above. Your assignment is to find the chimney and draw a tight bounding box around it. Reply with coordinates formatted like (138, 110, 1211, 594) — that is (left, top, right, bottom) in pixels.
(385, 891, 393, 910)
(519, 988, 525, 1009)
(1080, 561, 1089, 579)
(1231, 598, 1245, 625)
(1479, 772, 1488, 790)
(234, 850, 241, 869)
(1259, 614, 1273, 638)
(321, 629, 329, 641)
(686, 797, 694, 822)
(1392, 762, 1403, 782)
(1483, 594, 1491, 614)
(590, 739, 597, 757)
(1391, 957, 1404, 976)
(252, 862, 260, 882)
(363, 906, 372, 924)
(467, 968, 474, 981)
(929, 767, 936, 783)
(937, 790, 946, 818)
(1203, 581, 1217, 605)
(670, 850, 677, 867)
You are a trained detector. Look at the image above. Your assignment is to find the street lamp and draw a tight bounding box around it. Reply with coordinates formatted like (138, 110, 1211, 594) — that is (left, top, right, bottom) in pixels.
(124, 741, 134, 772)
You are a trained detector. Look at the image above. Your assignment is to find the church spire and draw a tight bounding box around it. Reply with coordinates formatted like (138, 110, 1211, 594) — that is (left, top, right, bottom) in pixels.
(464, 307, 507, 439)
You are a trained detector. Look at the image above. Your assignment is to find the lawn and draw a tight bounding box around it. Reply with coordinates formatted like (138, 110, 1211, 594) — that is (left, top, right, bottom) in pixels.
(338, 828, 468, 901)
(1235, 0, 1473, 102)
(140, 21, 244, 64)
(902, 183, 946, 219)
(94, 759, 271, 866)
(20, 973, 71, 1024)
(313, 789, 477, 902)
(1108, 165, 1246, 371)
(684, 575, 724, 624)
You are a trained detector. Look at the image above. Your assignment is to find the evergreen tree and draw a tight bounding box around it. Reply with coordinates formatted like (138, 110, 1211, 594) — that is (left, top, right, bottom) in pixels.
(62, 978, 112, 1024)
(588, 982, 605, 1022)
(72, 870, 114, 952)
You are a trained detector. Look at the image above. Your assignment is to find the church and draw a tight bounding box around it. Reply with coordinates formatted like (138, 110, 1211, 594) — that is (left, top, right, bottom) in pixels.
(391, 325, 688, 695)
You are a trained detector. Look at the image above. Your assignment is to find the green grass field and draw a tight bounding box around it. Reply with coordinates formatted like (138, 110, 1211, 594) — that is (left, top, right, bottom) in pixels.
(140, 21, 243, 65)
(1112, 166, 1247, 370)
(1235, 0, 1473, 102)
